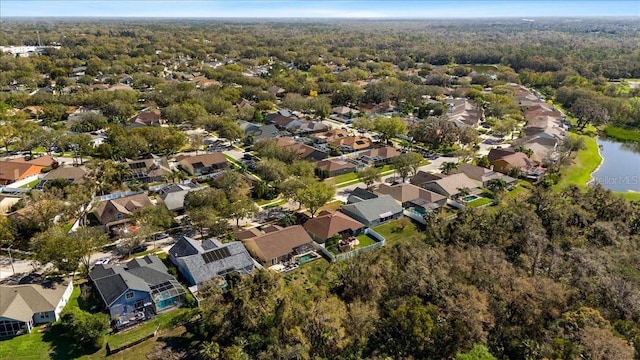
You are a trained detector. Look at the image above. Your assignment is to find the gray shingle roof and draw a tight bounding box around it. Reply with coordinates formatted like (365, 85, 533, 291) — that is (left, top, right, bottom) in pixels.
(171, 238, 255, 286)
(183, 243, 254, 285)
(90, 255, 179, 307)
(341, 195, 403, 223)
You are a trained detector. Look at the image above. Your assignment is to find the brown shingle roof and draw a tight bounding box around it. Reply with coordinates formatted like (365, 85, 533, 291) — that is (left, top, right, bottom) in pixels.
(315, 159, 357, 172)
(180, 153, 227, 167)
(242, 225, 313, 263)
(0, 161, 42, 182)
(377, 183, 446, 204)
(303, 211, 365, 241)
(93, 193, 153, 225)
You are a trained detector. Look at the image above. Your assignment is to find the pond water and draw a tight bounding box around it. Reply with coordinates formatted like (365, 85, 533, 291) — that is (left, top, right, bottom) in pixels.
(590, 138, 640, 192)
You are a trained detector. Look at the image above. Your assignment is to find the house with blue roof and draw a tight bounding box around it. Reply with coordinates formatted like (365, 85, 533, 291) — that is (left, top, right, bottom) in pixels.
(89, 255, 185, 322)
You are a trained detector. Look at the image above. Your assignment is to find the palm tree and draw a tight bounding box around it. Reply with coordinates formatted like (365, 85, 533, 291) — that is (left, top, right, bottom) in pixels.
(457, 187, 471, 198)
(522, 148, 534, 159)
(440, 161, 458, 175)
(486, 179, 508, 197)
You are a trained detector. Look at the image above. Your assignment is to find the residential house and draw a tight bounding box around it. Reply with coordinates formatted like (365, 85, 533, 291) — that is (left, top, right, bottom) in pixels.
(0, 193, 23, 213)
(93, 193, 154, 228)
(244, 123, 280, 141)
(178, 153, 228, 176)
(267, 85, 286, 97)
(236, 98, 255, 111)
(376, 183, 447, 210)
(13, 155, 56, 168)
(445, 98, 484, 128)
(240, 225, 316, 266)
(156, 182, 202, 212)
(331, 106, 360, 123)
(129, 109, 162, 128)
(341, 195, 403, 227)
(0, 161, 44, 186)
(292, 121, 328, 135)
(346, 187, 378, 204)
(410, 171, 445, 187)
(358, 146, 401, 165)
(488, 148, 546, 179)
(89, 255, 185, 320)
(168, 237, 255, 290)
(448, 163, 517, 187)
(422, 173, 481, 199)
(71, 66, 86, 78)
(312, 129, 371, 152)
(266, 113, 302, 129)
(41, 166, 88, 185)
(0, 278, 73, 337)
(303, 210, 366, 244)
(275, 137, 328, 161)
(126, 156, 172, 183)
(315, 158, 357, 178)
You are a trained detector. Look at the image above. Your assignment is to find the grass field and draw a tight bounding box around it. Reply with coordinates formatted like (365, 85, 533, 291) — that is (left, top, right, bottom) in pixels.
(553, 134, 601, 190)
(0, 284, 189, 360)
(372, 220, 421, 242)
(466, 197, 494, 208)
(355, 233, 377, 248)
(603, 126, 640, 143)
(19, 178, 41, 189)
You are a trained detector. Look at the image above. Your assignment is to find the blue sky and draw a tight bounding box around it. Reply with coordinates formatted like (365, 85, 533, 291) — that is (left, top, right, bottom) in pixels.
(2, 1, 639, 18)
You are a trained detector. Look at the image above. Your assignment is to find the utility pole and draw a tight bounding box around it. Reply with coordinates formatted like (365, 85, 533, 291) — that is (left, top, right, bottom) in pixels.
(7, 245, 15, 275)
(36, 30, 42, 47)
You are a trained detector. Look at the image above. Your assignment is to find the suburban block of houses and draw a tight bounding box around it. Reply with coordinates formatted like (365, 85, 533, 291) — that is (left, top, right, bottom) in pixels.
(0, 278, 73, 337)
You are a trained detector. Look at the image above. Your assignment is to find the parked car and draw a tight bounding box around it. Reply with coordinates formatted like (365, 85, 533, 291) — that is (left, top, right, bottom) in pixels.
(95, 258, 110, 265)
(155, 232, 170, 240)
(130, 244, 148, 254)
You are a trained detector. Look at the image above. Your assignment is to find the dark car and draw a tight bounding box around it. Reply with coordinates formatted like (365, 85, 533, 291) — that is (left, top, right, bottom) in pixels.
(130, 244, 148, 254)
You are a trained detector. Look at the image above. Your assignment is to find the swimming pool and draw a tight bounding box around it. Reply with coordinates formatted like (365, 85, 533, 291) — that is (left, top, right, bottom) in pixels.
(296, 253, 318, 265)
(462, 195, 479, 202)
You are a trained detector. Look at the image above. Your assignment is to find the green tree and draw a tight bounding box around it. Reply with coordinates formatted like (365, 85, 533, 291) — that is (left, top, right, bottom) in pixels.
(455, 345, 497, 360)
(59, 307, 110, 350)
(391, 153, 414, 182)
(256, 158, 289, 184)
(351, 117, 375, 132)
(0, 216, 16, 246)
(31, 226, 85, 273)
(227, 196, 259, 227)
(374, 116, 407, 144)
(571, 98, 610, 130)
(296, 181, 335, 217)
(357, 167, 382, 189)
(218, 122, 244, 146)
(440, 161, 459, 175)
(190, 133, 205, 155)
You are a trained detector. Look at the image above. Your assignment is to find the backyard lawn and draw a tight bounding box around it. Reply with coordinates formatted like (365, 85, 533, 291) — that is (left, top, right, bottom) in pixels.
(372, 220, 421, 242)
(284, 257, 332, 289)
(355, 233, 377, 248)
(466, 197, 494, 208)
(0, 283, 190, 360)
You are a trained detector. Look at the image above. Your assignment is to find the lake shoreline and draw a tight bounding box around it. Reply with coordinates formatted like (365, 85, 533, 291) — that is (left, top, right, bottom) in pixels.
(590, 137, 640, 197)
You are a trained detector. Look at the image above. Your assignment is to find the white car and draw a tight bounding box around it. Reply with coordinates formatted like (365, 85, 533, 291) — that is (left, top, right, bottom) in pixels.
(95, 258, 110, 265)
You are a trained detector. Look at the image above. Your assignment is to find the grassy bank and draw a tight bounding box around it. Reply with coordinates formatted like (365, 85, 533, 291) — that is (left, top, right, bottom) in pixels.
(553, 134, 601, 191)
(603, 126, 640, 143)
(552, 133, 640, 201)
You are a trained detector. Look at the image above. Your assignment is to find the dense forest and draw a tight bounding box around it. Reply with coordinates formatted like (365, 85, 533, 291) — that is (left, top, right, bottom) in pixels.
(1, 18, 640, 359)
